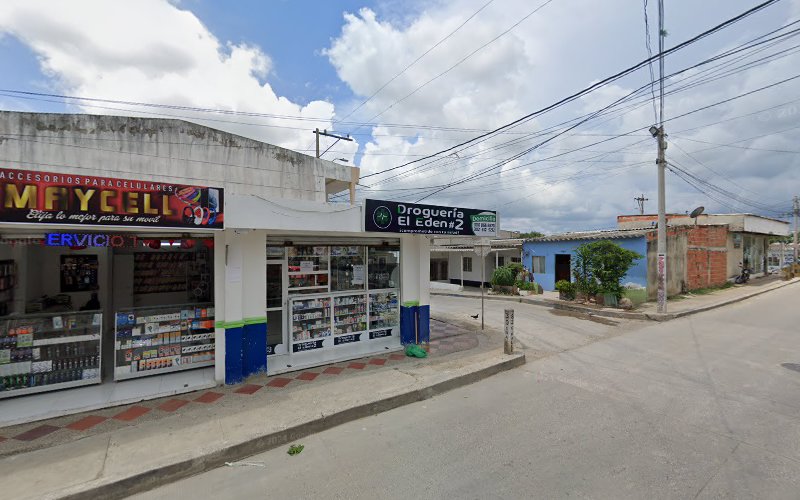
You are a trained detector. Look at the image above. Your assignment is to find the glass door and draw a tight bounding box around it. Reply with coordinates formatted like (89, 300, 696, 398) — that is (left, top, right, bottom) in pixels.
(266, 246, 287, 355)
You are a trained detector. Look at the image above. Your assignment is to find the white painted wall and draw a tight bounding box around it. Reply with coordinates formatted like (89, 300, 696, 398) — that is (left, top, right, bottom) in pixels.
(0, 111, 355, 202)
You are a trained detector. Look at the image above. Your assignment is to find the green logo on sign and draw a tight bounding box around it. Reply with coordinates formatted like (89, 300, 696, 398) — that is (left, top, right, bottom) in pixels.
(373, 206, 392, 229)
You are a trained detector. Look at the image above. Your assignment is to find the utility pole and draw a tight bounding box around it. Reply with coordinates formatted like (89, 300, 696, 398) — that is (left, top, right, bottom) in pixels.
(312, 128, 353, 158)
(793, 195, 799, 267)
(635, 194, 649, 215)
(655, 0, 667, 314)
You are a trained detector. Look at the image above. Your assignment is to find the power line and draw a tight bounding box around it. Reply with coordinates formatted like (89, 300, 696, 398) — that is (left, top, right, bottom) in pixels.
(358, 0, 785, 182)
(333, 0, 496, 125)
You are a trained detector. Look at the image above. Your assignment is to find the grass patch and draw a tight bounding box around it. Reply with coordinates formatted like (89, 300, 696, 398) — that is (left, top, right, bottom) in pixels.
(622, 287, 647, 306)
(685, 282, 734, 295)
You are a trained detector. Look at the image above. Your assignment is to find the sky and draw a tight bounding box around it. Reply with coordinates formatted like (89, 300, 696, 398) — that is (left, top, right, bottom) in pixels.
(0, 0, 798, 234)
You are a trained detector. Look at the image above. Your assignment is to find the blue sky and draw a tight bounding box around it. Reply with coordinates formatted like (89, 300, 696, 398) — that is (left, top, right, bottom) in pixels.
(0, 0, 798, 233)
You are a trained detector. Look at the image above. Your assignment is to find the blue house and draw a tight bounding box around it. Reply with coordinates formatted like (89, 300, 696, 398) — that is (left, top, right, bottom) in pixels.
(522, 229, 649, 292)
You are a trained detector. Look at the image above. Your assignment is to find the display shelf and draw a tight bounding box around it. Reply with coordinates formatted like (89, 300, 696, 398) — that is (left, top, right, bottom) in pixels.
(0, 310, 102, 398)
(290, 296, 331, 343)
(114, 360, 215, 380)
(114, 303, 214, 380)
(333, 294, 367, 336)
(33, 334, 101, 347)
(368, 291, 399, 332)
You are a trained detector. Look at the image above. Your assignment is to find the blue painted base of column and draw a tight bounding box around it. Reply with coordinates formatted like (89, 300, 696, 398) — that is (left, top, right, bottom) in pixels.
(224, 327, 244, 385)
(243, 322, 267, 377)
(417, 305, 430, 343)
(400, 305, 418, 345)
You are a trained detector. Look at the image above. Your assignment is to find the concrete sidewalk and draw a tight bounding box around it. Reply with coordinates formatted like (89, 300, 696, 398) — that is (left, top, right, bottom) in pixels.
(432, 276, 800, 321)
(0, 317, 524, 500)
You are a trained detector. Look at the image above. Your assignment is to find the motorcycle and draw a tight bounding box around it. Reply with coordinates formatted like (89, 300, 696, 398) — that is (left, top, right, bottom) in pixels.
(734, 263, 751, 284)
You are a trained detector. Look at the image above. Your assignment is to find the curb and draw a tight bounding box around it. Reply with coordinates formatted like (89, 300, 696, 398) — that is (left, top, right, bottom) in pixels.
(644, 278, 800, 321)
(432, 278, 800, 322)
(59, 352, 526, 500)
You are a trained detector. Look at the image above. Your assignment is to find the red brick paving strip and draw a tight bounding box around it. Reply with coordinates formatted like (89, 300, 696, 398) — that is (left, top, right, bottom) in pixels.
(389, 353, 406, 361)
(322, 366, 344, 375)
(347, 362, 366, 370)
(66, 415, 107, 431)
(113, 405, 152, 422)
(295, 371, 319, 381)
(234, 384, 263, 395)
(0, 436, 6, 443)
(194, 391, 224, 404)
(368, 358, 387, 366)
(158, 399, 190, 412)
(266, 377, 292, 388)
(14, 424, 60, 442)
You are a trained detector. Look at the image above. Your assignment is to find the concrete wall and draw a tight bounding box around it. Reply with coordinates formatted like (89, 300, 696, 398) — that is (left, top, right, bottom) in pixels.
(618, 213, 789, 235)
(523, 238, 648, 292)
(0, 111, 354, 202)
(646, 230, 686, 299)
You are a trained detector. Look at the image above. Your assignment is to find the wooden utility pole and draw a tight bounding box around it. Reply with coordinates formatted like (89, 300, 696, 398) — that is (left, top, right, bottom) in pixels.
(312, 129, 353, 158)
(635, 194, 649, 215)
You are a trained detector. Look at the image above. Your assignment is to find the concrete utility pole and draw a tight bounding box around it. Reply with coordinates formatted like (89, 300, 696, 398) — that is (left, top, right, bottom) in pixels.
(635, 194, 649, 215)
(793, 195, 799, 266)
(652, 0, 668, 314)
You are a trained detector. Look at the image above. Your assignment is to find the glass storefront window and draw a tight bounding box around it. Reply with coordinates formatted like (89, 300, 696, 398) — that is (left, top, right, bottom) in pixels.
(330, 246, 366, 292)
(368, 246, 400, 290)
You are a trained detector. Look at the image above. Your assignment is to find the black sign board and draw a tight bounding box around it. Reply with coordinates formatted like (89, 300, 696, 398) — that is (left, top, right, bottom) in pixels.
(369, 329, 393, 340)
(365, 199, 497, 236)
(334, 333, 362, 345)
(292, 340, 324, 353)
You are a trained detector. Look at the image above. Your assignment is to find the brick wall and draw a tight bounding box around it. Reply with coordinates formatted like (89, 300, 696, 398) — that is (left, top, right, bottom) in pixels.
(685, 225, 729, 290)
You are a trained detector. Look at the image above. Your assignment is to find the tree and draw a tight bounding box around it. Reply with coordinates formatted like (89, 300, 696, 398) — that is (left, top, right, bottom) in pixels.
(572, 240, 643, 300)
(519, 231, 544, 239)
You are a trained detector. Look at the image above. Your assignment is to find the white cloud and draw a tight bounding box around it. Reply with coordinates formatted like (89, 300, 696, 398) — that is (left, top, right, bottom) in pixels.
(1, 0, 798, 232)
(0, 0, 345, 152)
(327, 0, 800, 232)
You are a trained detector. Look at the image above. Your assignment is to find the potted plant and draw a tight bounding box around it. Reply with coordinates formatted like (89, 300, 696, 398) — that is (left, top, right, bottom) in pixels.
(555, 280, 576, 300)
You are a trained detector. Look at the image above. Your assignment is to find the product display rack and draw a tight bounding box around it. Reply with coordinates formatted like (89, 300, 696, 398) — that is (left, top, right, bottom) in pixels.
(368, 291, 400, 335)
(290, 297, 331, 344)
(333, 294, 367, 336)
(0, 259, 15, 317)
(0, 310, 102, 398)
(114, 302, 215, 380)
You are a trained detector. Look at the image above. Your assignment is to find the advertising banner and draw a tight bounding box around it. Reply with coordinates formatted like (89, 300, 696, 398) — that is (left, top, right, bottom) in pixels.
(0, 167, 223, 229)
(365, 199, 497, 236)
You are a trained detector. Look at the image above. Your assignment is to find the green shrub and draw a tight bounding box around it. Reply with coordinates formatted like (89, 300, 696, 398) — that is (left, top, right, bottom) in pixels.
(572, 241, 642, 300)
(555, 280, 576, 300)
(515, 280, 537, 291)
(491, 265, 516, 287)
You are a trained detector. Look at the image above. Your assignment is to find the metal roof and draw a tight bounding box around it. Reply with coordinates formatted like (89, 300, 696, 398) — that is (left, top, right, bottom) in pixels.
(525, 228, 653, 243)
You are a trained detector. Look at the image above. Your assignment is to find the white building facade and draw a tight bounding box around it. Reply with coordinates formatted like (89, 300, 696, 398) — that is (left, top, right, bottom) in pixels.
(0, 111, 443, 424)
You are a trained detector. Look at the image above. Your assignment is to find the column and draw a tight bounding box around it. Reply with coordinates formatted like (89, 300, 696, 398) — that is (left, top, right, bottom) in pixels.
(399, 235, 431, 345)
(241, 230, 267, 377)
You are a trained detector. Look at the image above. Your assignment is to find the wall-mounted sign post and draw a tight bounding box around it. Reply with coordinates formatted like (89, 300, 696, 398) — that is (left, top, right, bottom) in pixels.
(476, 240, 491, 331)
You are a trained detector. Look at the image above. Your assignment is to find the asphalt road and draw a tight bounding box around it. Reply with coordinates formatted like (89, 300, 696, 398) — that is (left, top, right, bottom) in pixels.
(133, 284, 800, 499)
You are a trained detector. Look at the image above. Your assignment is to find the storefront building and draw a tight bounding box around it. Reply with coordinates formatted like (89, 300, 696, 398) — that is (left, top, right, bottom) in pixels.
(0, 111, 496, 424)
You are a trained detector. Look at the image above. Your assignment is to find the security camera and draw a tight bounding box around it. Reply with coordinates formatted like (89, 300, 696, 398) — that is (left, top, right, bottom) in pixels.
(649, 125, 660, 138)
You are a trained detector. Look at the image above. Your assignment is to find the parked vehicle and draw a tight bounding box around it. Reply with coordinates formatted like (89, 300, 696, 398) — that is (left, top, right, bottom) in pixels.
(734, 263, 751, 284)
